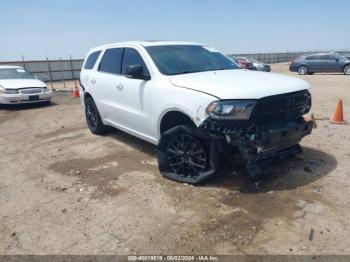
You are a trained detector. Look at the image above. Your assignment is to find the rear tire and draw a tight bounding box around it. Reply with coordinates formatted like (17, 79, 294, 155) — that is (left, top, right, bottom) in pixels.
(298, 65, 308, 75)
(343, 65, 350, 75)
(85, 96, 107, 135)
(157, 125, 218, 184)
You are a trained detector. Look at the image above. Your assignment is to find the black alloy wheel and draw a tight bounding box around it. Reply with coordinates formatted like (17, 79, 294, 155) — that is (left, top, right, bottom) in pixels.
(166, 134, 207, 177)
(85, 97, 107, 134)
(157, 125, 218, 184)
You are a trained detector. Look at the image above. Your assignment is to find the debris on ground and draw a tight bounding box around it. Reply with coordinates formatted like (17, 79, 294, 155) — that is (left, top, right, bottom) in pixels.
(309, 228, 315, 241)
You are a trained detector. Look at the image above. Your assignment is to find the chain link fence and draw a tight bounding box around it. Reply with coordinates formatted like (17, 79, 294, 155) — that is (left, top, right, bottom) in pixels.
(0, 56, 83, 87)
(1, 50, 349, 83)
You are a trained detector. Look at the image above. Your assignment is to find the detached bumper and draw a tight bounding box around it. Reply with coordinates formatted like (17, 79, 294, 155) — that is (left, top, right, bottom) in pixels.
(201, 118, 313, 176)
(239, 120, 313, 163)
(0, 91, 53, 104)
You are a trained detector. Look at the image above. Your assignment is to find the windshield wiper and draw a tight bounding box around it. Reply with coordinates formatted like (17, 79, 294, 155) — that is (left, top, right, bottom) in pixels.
(170, 68, 232, 75)
(170, 70, 201, 75)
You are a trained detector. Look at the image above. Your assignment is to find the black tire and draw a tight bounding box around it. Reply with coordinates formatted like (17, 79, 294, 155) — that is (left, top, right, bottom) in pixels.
(343, 64, 350, 75)
(85, 96, 107, 135)
(157, 125, 219, 184)
(298, 65, 308, 75)
(308, 72, 314, 75)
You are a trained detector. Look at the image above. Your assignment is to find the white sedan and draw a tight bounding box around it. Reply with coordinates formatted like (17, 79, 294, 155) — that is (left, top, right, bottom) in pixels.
(0, 65, 53, 105)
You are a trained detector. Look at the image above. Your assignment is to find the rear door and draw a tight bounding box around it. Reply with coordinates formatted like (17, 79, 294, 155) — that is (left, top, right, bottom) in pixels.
(92, 47, 124, 122)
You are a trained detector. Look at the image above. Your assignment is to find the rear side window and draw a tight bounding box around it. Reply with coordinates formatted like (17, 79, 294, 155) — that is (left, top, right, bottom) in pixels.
(306, 55, 322, 60)
(84, 51, 101, 69)
(121, 48, 150, 76)
(322, 55, 336, 60)
(99, 48, 123, 74)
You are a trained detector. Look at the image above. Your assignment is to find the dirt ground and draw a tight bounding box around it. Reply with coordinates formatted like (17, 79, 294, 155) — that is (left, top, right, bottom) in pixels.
(0, 63, 350, 255)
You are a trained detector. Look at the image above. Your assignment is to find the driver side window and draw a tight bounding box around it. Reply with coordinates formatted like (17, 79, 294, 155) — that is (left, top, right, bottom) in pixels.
(121, 48, 150, 77)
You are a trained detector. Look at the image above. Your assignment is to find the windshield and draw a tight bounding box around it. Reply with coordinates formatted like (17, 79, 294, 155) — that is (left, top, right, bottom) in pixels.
(145, 45, 240, 75)
(0, 68, 36, 80)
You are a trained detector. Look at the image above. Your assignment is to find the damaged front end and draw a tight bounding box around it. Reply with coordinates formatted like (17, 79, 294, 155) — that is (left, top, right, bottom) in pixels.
(200, 90, 313, 177)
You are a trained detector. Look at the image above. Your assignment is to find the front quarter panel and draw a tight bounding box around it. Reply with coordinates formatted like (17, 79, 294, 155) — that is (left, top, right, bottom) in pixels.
(152, 79, 217, 141)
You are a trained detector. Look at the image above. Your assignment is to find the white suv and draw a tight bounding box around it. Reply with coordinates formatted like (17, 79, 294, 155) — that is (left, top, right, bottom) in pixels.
(80, 41, 313, 184)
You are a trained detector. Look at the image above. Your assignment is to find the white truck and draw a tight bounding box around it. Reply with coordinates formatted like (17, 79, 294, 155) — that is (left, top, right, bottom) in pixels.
(80, 41, 313, 184)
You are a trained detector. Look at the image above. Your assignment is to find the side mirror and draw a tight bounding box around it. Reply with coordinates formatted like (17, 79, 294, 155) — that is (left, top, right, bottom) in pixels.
(126, 65, 150, 80)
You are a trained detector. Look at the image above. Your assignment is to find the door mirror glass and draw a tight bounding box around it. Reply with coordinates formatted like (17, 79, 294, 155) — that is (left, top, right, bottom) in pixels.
(126, 65, 150, 80)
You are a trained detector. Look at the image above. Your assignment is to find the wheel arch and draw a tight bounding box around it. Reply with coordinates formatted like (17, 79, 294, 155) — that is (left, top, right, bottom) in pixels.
(298, 64, 309, 70)
(158, 109, 197, 137)
(342, 63, 350, 71)
(83, 91, 93, 102)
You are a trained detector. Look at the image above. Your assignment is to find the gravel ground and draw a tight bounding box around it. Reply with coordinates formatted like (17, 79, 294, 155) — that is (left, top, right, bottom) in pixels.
(0, 63, 349, 255)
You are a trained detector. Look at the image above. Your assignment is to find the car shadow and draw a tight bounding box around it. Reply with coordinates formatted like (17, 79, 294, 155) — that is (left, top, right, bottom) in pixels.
(105, 129, 336, 193)
(105, 128, 157, 157)
(206, 146, 337, 194)
(308, 73, 346, 75)
(0, 101, 57, 111)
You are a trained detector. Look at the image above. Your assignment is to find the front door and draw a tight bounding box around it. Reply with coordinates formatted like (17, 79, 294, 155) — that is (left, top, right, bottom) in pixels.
(115, 47, 153, 136)
(320, 55, 342, 72)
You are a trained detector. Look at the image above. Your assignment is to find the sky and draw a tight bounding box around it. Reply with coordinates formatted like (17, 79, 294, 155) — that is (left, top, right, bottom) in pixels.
(0, 0, 349, 61)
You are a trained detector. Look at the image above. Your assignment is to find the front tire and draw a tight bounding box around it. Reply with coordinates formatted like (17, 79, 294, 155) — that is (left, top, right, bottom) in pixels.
(85, 96, 107, 135)
(298, 65, 309, 75)
(157, 125, 218, 184)
(343, 65, 350, 75)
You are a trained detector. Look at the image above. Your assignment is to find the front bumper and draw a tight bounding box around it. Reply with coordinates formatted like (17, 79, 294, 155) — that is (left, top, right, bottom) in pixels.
(0, 91, 53, 104)
(289, 64, 298, 72)
(200, 118, 313, 175)
(237, 120, 313, 163)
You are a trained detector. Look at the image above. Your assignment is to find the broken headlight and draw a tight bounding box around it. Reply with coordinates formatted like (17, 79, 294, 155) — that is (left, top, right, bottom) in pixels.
(206, 100, 256, 120)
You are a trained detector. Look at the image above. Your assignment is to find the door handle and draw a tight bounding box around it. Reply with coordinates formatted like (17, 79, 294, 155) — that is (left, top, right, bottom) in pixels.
(90, 79, 96, 84)
(116, 83, 124, 90)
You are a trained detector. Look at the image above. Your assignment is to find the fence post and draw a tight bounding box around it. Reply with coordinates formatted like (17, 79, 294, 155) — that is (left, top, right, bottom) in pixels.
(69, 55, 74, 80)
(46, 57, 53, 89)
(21, 55, 26, 70)
(59, 57, 66, 89)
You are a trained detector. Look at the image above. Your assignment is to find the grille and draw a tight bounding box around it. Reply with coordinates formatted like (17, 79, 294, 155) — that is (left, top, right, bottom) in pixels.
(19, 88, 43, 94)
(251, 90, 311, 124)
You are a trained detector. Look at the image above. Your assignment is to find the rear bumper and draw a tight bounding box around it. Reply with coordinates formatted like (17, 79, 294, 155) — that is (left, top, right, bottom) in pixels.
(0, 91, 53, 104)
(262, 65, 271, 72)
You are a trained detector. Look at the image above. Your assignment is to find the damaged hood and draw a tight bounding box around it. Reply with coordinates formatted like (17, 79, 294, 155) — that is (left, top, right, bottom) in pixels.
(0, 79, 46, 89)
(169, 69, 310, 99)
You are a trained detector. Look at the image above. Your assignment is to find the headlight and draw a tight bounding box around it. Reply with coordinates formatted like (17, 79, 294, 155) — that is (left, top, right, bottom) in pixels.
(0, 86, 5, 95)
(42, 87, 48, 92)
(206, 100, 256, 120)
(5, 89, 19, 94)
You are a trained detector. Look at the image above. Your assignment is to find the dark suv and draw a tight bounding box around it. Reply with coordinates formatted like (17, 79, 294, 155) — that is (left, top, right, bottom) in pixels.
(289, 53, 350, 75)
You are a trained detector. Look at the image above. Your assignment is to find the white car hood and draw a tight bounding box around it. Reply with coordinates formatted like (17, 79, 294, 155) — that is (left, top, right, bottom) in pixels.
(169, 69, 310, 99)
(0, 79, 46, 89)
